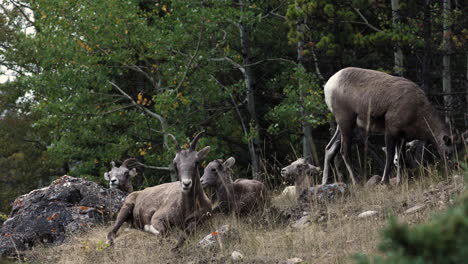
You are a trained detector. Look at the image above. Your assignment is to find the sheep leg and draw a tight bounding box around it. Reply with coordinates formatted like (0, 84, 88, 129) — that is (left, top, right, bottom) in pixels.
(106, 194, 136, 245)
(381, 134, 397, 184)
(394, 139, 406, 184)
(339, 123, 358, 185)
(322, 127, 341, 185)
(173, 209, 212, 251)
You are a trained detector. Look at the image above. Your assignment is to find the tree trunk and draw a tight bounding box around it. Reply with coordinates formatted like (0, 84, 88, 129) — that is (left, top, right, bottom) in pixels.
(391, 0, 404, 76)
(239, 0, 261, 180)
(421, 0, 433, 94)
(296, 6, 319, 166)
(442, 0, 452, 123)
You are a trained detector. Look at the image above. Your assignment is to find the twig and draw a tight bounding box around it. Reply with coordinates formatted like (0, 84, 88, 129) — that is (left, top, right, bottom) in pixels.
(353, 8, 382, 32)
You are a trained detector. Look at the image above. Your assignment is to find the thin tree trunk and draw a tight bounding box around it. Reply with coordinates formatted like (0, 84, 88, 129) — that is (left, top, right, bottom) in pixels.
(391, 0, 404, 76)
(296, 6, 319, 166)
(465, 51, 468, 127)
(239, 0, 261, 180)
(421, 0, 433, 94)
(442, 0, 452, 123)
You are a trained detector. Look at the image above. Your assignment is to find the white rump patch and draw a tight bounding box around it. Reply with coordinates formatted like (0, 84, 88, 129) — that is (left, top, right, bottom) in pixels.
(324, 70, 342, 112)
(144, 225, 160, 235)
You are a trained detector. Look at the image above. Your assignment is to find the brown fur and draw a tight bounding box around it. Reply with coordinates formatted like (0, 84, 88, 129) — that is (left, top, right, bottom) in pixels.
(200, 157, 269, 216)
(106, 133, 212, 247)
(322, 67, 453, 184)
(103, 159, 138, 193)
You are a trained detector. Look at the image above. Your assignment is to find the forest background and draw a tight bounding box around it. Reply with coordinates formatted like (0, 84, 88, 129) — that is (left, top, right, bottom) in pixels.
(0, 0, 466, 214)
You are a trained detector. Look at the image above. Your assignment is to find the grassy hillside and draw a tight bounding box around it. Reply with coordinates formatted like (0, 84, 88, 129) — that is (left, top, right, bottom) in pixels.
(24, 170, 465, 264)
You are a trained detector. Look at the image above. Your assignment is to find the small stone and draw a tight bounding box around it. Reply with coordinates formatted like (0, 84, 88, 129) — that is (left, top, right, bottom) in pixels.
(389, 177, 400, 186)
(286, 257, 304, 264)
(198, 225, 240, 249)
(453, 175, 463, 185)
(366, 175, 381, 186)
(231, 250, 244, 261)
(291, 215, 311, 229)
(358, 210, 378, 218)
(405, 204, 425, 214)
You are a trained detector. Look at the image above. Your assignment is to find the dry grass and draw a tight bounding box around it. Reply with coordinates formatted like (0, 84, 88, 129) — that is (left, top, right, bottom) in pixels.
(25, 170, 465, 264)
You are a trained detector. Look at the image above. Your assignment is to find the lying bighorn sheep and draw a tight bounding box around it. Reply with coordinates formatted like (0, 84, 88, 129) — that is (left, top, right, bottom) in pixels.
(104, 158, 139, 193)
(280, 158, 321, 200)
(106, 132, 212, 247)
(322, 67, 455, 185)
(200, 157, 268, 215)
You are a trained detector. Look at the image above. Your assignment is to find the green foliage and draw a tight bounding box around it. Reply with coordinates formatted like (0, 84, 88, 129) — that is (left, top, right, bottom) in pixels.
(356, 175, 468, 264)
(267, 65, 329, 135)
(0, 0, 466, 210)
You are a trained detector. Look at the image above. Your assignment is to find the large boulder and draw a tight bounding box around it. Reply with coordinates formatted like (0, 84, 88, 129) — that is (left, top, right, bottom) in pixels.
(0, 175, 127, 257)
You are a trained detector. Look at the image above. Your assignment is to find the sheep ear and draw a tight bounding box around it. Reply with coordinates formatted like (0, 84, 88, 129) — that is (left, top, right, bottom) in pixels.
(196, 146, 211, 161)
(129, 168, 137, 178)
(224, 157, 236, 169)
(104, 172, 110, 181)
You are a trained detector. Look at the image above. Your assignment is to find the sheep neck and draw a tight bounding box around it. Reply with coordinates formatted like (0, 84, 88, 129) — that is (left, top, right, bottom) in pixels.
(294, 172, 310, 196)
(181, 168, 210, 217)
(216, 171, 236, 211)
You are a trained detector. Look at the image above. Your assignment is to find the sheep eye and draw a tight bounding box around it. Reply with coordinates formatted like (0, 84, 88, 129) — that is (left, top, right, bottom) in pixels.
(211, 168, 216, 172)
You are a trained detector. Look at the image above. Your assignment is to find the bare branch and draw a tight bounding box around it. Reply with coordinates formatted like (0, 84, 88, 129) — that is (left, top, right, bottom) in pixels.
(107, 80, 169, 148)
(352, 8, 382, 32)
(175, 34, 202, 93)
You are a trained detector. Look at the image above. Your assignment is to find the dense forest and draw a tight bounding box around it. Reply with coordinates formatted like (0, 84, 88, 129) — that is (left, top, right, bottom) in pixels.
(0, 0, 466, 213)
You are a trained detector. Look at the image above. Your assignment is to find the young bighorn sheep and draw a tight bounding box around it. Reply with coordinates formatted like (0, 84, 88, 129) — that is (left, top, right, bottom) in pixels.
(280, 158, 321, 200)
(106, 132, 212, 247)
(322, 67, 455, 185)
(104, 158, 139, 193)
(200, 157, 268, 215)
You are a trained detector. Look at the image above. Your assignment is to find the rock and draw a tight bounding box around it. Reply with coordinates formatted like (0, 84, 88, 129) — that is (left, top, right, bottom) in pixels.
(358, 210, 378, 218)
(291, 215, 311, 229)
(366, 175, 381, 186)
(389, 177, 400, 186)
(298, 183, 347, 203)
(366, 175, 399, 186)
(0, 175, 127, 257)
(405, 204, 425, 214)
(198, 225, 240, 249)
(231, 250, 244, 261)
(286, 257, 304, 264)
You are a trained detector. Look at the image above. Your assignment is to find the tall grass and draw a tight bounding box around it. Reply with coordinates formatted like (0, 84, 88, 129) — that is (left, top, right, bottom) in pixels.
(25, 166, 465, 264)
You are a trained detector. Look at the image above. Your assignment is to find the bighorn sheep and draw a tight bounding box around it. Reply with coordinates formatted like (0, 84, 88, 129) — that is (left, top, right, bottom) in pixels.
(322, 67, 455, 185)
(106, 132, 212, 247)
(280, 158, 321, 200)
(200, 157, 268, 215)
(104, 158, 140, 193)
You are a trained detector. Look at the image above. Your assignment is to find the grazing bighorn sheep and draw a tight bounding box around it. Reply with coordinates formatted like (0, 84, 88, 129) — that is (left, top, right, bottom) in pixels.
(280, 158, 321, 200)
(106, 132, 212, 247)
(322, 67, 454, 185)
(104, 158, 139, 193)
(200, 157, 268, 215)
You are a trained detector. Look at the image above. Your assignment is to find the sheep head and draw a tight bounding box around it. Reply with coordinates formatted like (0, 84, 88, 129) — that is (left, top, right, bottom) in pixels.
(200, 157, 235, 188)
(281, 158, 321, 182)
(169, 132, 210, 193)
(103, 159, 138, 192)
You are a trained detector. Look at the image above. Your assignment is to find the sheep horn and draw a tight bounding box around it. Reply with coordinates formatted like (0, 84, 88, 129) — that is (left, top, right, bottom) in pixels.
(111, 161, 116, 168)
(190, 131, 204, 150)
(167, 133, 181, 152)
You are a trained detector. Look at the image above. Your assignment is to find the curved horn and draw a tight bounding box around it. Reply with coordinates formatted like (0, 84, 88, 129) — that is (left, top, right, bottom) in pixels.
(190, 131, 205, 150)
(167, 133, 181, 152)
(110, 161, 116, 168)
(122, 158, 137, 168)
